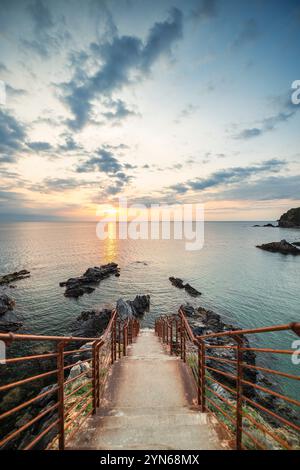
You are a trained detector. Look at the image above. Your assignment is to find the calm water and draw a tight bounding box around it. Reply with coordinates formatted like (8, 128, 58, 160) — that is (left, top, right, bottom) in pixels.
(0, 221, 299, 397)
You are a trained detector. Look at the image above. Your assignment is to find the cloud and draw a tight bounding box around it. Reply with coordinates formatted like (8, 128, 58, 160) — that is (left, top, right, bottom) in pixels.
(169, 159, 286, 194)
(60, 8, 183, 130)
(6, 84, 28, 98)
(190, 0, 218, 22)
(76, 148, 122, 174)
(102, 98, 138, 122)
(0, 109, 27, 162)
(0, 63, 9, 73)
(232, 18, 260, 49)
(235, 97, 297, 139)
(27, 141, 53, 152)
(24, 0, 71, 58)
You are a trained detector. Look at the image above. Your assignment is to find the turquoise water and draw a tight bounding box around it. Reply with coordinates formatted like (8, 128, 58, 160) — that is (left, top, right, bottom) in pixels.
(0, 221, 299, 397)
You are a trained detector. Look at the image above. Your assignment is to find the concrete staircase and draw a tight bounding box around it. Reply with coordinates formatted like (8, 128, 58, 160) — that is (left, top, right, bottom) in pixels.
(68, 329, 226, 450)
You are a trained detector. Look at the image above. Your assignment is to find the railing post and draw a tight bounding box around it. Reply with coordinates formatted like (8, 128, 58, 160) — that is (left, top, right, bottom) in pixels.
(180, 317, 183, 359)
(235, 335, 244, 450)
(92, 340, 101, 414)
(114, 318, 117, 361)
(200, 340, 206, 412)
(96, 342, 102, 408)
(57, 341, 65, 450)
(118, 321, 121, 358)
(123, 324, 127, 356)
(111, 325, 114, 364)
(183, 326, 186, 363)
(170, 320, 173, 355)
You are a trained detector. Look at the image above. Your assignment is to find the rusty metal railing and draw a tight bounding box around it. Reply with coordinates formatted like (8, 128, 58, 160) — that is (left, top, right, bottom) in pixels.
(155, 309, 300, 450)
(0, 312, 140, 450)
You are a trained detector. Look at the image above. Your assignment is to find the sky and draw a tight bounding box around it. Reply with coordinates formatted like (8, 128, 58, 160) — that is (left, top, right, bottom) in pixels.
(0, 0, 299, 221)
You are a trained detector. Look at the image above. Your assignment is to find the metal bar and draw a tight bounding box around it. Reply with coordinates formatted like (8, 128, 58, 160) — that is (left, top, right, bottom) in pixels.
(242, 410, 292, 450)
(200, 341, 205, 411)
(241, 347, 293, 355)
(63, 357, 93, 371)
(205, 384, 236, 409)
(23, 419, 60, 451)
(241, 379, 300, 408)
(0, 402, 59, 448)
(241, 363, 300, 381)
(118, 321, 121, 358)
(197, 322, 300, 340)
(0, 385, 59, 421)
(197, 343, 201, 406)
(206, 396, 236, 426)
(0, 332, 102, 342)
(92, 341, 97, 414)
(65, 388, 92, 417)
(242, 395, 300, 433)
(170, 321, 173, 355)
(205, 365, 237, 381)
(57, 341, 65, 450)
(0, 368, 58, 393)
(205, 375, 237, 396)
(205, 355, 237, 365)
(4, 352, 58, 364)
(235, 335, 243, 450)
(65, 379, 92, 400)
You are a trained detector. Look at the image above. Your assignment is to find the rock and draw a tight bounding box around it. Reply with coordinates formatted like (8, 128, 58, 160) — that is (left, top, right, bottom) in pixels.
(60, 263, 119, 298)
(0, 294, 15, 315)
(0, 321, 22, 332)
(169, 277, 185, 288)
(253, 224, 277, 227)
(292, 241, 300, 247)
(68, 361, 91, 380)
(184, 283, 201, 297)
(278, 207, 300, 228)
(116, 295, 150, 319)
(0, 270, 30, 286)
(73, 308, 112, 337)
(256, 239, 300, 255)
(169, 277, 201, 296)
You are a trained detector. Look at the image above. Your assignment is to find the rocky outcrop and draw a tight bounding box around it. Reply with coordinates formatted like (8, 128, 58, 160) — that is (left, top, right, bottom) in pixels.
(73, 308, 112, 337)
(0, 294, 15, 315)
(256, 239, 300, 255)
(253, 223, 277, 227)
(0, 270, 30, 286)
(60, 263, 120, 298)
(278, 207, 300, 228)
(73, 295, 150, 337)
(169, 277, 201, 297)
(292, 241, 300, 247)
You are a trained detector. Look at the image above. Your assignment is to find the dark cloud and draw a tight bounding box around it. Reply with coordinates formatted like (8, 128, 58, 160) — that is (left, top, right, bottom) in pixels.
(60, 8, 183, 130)
(6, 84, 28, 98)
(102, 99, 138, 122)
(191, 0, 218, 22)
(0, 63, 9, 73)
(24, 0, 71, 58)
(27, 141, 53, 152)
(0, 109, 27, 162)
(235, 97, 297, 139)
(76, 148, 122, 174)
(232, 18, 260, 49)
(169, 159, 286, 194)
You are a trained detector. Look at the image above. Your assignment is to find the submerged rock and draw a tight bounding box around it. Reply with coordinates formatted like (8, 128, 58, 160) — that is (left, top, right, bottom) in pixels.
(0, 270, 30, 286)
(0, 294, 15, 315)
(60, 263, 120, 298)
(278, 207, 300, 228)
(169, 277, 201, 297)
(256, 239, 300, 255)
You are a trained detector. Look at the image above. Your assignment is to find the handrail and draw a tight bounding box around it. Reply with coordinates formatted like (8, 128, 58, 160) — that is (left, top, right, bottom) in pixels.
(155, 308, 300, 451)
(0, 310, 140, 450)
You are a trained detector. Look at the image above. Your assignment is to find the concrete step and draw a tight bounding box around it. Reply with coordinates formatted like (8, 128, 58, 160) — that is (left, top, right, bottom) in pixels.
(93, 411, 209, 429)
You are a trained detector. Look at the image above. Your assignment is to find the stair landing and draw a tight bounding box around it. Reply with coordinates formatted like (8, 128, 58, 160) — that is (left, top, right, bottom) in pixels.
(67, 329, 225, 450)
